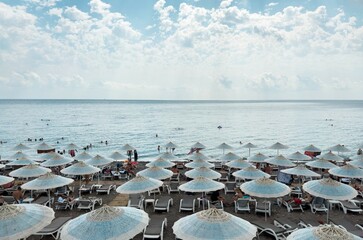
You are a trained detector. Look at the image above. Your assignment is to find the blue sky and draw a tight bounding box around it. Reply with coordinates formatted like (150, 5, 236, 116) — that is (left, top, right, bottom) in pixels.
(1, 0, 363, 99)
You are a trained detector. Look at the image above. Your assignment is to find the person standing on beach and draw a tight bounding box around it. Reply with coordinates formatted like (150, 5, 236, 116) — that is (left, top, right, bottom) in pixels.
(134, 150, 138, 162)
(157, 145, 160, 153)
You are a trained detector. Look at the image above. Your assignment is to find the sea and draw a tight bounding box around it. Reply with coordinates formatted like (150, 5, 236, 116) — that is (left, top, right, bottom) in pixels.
(0, 100, 362, 161)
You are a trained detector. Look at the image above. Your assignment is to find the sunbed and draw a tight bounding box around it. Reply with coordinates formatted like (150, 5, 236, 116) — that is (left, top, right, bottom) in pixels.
(154, 196, 173, 212)
(33, 216, 72, 239)
(79, 184, 95, 194)
(338, 200, 363, 214)
(329, 218, 363, 237)
(2, 196, 16, 204)
(167, 182, 180, 194)
(77, 199, 94, 211)
(299, 215, 322, 227)
(143, 216, 167, 240)
(224, 182, 236, 194)
(310, 197, 328, 214)
(96, 184, 115, 195)
(234, 198, 250, 213)
(128, 194, 144, 209)
(274, 217, 302, 232)
(179, 195, 195, 212)
(255, 200, 271, 217)
(33, 196, 51, 206)
(250, 220, 287, 240)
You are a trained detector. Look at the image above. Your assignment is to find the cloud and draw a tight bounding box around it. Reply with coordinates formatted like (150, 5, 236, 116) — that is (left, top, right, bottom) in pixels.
(218, 76, 233, 89)
(25, 0, 61, 8)
(267, 2, 279, 7)
(154, 0, 175, 32)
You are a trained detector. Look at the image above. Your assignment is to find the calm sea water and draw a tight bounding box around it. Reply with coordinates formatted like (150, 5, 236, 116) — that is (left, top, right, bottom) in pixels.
(0, 100, 362, 161)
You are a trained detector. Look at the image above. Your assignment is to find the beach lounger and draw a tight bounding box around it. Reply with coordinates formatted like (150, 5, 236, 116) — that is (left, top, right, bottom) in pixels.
(143, 216, 167, 240)
(79, 184, 95, 195)
(54, 199, 72, 210)
(274, 217, 302, 232)
(54, 186, 69, 196)
(170, 173, 180, 182)
(154, 196, 173, 212)
(128, 194, 144, 209)
(250, 220, 287, 240)
(179, 195, 195, 212)
(234, 198, 250, 213)
(214, 162, 222, 170)
(338, 200, 363, 214)
(96, 184, 115, 195)
(210, 200, 224, 210)
(77, 199, 94, 211)
(218, 172, 229, 182)
(329, 218, 363, 237)
(224, 182, 236, 194)
(33, 196, 51, 206)
(148, 187, 161, 196)
(167, 182, 180, 194)
(299, 215, 323, 227)
(33, 217, 72, 239)
(255, 200, 271, 217)
(282, 197, 304, 213)
(2, 196, 16, 204)
(310, 197, 328, 214)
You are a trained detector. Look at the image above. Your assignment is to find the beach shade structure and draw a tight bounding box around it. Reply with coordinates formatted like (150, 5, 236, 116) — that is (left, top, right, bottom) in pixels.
(265, 155, 296, 167)
(9, 164, 51, 178)
(242, 142, 258, 157)
(6, 157, 37, 166)
(0, 175, 14, 185)
(12, 143, 30, 151)
(247, 153, 268, 163)
(240, 177, 291, 221)
(191, 142, 207, 150)
(328, 163, 363, 179)
(225, 158, 252, 169)
(303, 144, 322, 153)
(137, 166, 173, 180)
(281, 164, 321, 178)
(173, 208, 257, 240)
(188, 152, 210, 161)
(0, 164, 4, 169)
(269, 142, 289, 155)
(306, 159, 336, 169)
(146, 158, 175, 168)
(185, 167, 222, 179)
(326, 144, 350, 154)
(109, 151, 128, 162)
(41, 154, 74, 167)
(0, 204, 54, 240)
(287, 224, 362, 240)
(74, 151, 93, 161)
(185, 159, 214, 169)
(302, 177, 358, 222)
(179, 176, 225, 193)
(120, 144, 136, 151)
(287, 151, 312, 162)
(36, 142, 55, 154)
(165, 142, 178, 152)
(9, 151, 30, 161)
(61, 161, 101, 176)
(116, 175, 163, 194)
(157, 152, 180, 161)
(349, 157, 363, 168)
(37, 152, 58, 162)
(216, 143, 233, 154)
(318, 151, 344, 162)
(22, 173, 74, 207)
(233, 166, 270, 180)
(60, 206, 149, 240)
(86, 155, 113, 167)
(351, 155, 363, 161)
(64, 143, 80, 150)
(218, 152, 241, 162)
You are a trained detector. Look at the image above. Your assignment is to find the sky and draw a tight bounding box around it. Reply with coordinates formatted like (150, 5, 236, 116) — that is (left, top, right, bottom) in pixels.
(0, 0, 363, 100)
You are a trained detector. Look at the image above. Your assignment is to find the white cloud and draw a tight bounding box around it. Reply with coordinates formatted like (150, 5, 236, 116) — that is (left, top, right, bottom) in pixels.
(89, 0, 111, 16)
(25, 0, 61, 8)
(267, 2, 279, 7)
(154, 0, 175, 32)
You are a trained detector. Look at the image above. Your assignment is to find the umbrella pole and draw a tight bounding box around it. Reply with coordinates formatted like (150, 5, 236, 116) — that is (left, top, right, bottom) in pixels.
(264, 198, 267, 222)
(249, 148, 251, 157)
(48, 189, 51, 208)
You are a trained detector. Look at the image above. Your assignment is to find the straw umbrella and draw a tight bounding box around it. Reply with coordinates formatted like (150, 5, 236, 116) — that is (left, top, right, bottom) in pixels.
(0, 204, 54, 240)
(157, 152, 180, 161)
(328, 164, 363, 179)
(37, 152, 58, 162)
(303, 144, 322, 153)
(6, 156, 37, 166)
(178, 176, 225, 209)
(120, 144, 135, 160)
(247, 153, 268, 163)
(137, 166, 173, 180)
(12, 143, 31, 151)
(0, 175, 14, 185)
(269, 142, 289, 155)
(318, 151, 344, 162)
(188, 152, 210, 161)
(165, 142, 178, 152)
(225, 159, 251, 169)
(109, 151, 128, 162)
(60, 206, 149, 240)
(303, 177, 358, 222)
(146, 158, 175, 168)
(287, 151, 311, 162)
(116, 175, 163, 194)
(36, 142, 55, 154)
(190, 142, 207, 151)
(0, 164, 4, 169)
(9, 164, 51, 178)
(287, 224, 362, 240)
(61, 161, 100, 196)
(349, 156, 363, 168)
(22, 173, 74, 207)
(185, 159, 214, 169)
(218, 152, 241, 162)
(9, 151, 29, 161)
(265, 155, 296, 167)
(41, 154, 73, 167)
(281, 164, 320, 178)
(64, 143, 80, 150)
(242, 142, 258, 157)
(306, 159, 336, 169)
(240, 177, 290, 221)
(327, 144, 350, 155)
(173, 208, 257, 240)
(232, 166, 270, 180)
(74, 151, 93, 161)
(216, 143, 233, 154)
(185, 167, 222, 180)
